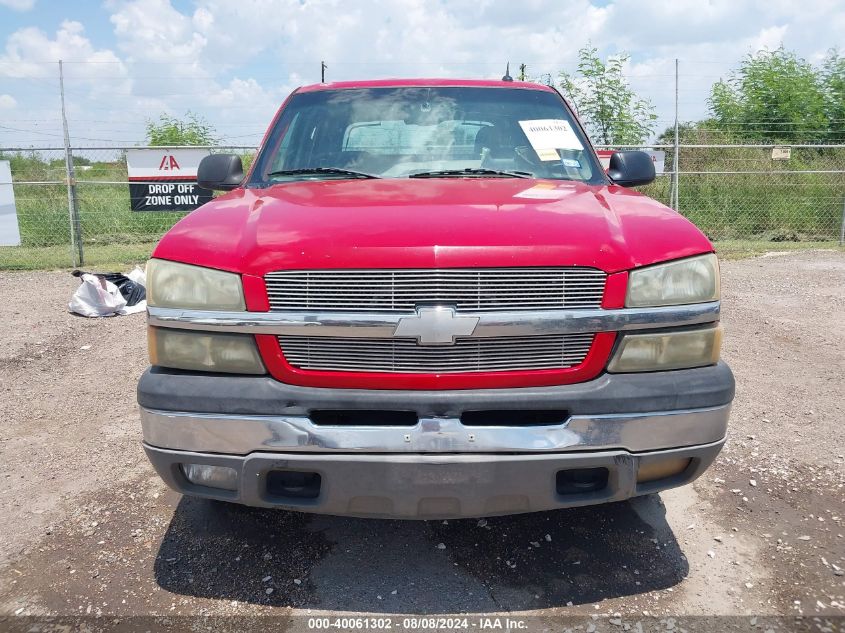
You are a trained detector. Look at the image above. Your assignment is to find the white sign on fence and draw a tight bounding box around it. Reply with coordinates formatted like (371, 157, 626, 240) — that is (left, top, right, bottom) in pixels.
(126, 148, 213, 212)
(0, 160, 21, 246)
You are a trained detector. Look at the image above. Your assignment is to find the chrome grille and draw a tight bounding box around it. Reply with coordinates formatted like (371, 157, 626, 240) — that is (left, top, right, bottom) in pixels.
(265, 268, 607, 312)
(278, 333, 595, 373)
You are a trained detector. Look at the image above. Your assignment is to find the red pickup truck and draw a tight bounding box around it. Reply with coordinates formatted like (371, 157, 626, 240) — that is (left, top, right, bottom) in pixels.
(139, 78, 733, 519)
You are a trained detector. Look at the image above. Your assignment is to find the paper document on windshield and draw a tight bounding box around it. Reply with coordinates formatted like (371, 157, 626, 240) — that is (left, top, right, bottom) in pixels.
(518, 119, 584, 159)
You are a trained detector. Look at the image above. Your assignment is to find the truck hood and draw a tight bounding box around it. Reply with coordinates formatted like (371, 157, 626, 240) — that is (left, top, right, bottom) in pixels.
(153, 178, 713, 275)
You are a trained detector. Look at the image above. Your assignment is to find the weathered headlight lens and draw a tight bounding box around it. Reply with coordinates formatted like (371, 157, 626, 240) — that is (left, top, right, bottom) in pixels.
(626, 254, 720, 307)
(608, 325, 722, 373)
(148, 327, 265, 374)
(146, 259, 245, 310)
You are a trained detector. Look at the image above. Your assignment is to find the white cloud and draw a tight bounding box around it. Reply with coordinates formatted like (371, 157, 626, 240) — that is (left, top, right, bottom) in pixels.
(749, 25, 789, 53)
(207, 77, 273, 108)
(0, 94, 16, 108)
(0, 0, 35, 11)
(2, 0, 845, 147)
(0, 20, 126, 82)
(192, 7, 214, 31)
(205, 77, 283, 135)
(0, 20, 129, 145)
(186, 0, 609, 82)
(110, 0, 207, 64)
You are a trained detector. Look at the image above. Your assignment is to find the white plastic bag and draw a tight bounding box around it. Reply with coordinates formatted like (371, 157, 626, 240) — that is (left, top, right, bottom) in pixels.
(127, 265, 146, 287)
(119, 265, 147, 314)
(118, 299, 146, 315)
(68, 273, 127, 317)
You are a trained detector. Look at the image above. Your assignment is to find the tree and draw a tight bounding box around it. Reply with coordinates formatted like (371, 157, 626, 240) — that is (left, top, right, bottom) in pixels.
(656, 121, 739, 145)
(145, 111, 217, 146)
(821, 48, 845, 142)
(708, 48, 828, 143)
(558, 46, 657, 145)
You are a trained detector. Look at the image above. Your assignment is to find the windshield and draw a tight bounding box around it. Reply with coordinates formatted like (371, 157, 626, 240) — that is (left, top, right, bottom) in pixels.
(249, 86, 605, 185)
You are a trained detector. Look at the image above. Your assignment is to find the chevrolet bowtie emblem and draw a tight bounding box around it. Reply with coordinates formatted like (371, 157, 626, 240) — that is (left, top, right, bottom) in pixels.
(393, 306, 480, 346)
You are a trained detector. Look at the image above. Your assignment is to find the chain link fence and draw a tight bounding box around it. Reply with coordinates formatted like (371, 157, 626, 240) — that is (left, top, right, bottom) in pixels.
(1, 144, 843, 270)
(629, 143, 845, 242)
(0, 146, 256, 270)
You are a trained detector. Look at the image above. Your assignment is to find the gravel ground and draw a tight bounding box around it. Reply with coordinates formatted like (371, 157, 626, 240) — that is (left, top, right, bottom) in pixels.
(0, 250, 843, 630)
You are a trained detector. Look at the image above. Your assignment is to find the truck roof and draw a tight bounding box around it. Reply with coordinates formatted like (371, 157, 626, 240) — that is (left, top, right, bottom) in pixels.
(296, 78, 557, 93)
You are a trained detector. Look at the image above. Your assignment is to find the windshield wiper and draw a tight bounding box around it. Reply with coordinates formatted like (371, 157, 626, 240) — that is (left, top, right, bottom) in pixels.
(408, 168, 532, 179)
(267, 167, 379, 180)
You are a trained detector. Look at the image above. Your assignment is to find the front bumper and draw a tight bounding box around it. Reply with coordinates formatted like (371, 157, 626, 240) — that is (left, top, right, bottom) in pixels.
(139, 362, 733, 518)
(144, 440, 725, 519)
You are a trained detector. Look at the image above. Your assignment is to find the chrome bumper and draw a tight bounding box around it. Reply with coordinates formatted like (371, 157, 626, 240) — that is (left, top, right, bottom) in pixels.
(141, 404, 730, 455)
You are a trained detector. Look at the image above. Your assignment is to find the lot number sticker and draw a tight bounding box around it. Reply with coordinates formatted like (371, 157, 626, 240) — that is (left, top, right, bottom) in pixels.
(518, 119, 584, 160)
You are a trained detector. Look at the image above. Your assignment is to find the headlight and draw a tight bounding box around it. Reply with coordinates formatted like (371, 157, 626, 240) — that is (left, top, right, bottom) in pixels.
(148, 327, 265, 374)
(608, 325, 722, 373)
(627, 254, 719, 307)
(146, 259, 245, 310)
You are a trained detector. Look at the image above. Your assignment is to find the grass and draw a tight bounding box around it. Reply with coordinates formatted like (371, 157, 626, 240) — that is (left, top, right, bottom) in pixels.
(11, 182, 187, 249)
(0, 156, 189, 270)
(714, 240, 844, 260)
(0, 242, 158, 271)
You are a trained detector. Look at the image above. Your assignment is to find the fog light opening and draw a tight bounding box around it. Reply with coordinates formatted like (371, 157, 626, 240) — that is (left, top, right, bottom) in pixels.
(556, 467, 609, 496)
(636, 458, 692, 484)
(180, 463, 238, 491)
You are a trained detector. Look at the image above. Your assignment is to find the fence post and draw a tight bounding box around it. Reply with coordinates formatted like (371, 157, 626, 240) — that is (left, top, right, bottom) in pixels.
(59, 60, 83, 267)
(672, 58, 680, 211)
(840, 196, 845, 246)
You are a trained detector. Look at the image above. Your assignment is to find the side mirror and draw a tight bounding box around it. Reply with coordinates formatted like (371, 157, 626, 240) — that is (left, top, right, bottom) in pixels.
(607, 151, 655, 187)
(197, 154, 244, 191)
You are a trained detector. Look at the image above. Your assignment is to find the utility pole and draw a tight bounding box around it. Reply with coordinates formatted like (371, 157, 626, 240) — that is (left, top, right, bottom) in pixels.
(321, 61, 327, 83)
(59, 60, 83, 266)
(672, 58, 680, 211)
(518, 63, 526, 81)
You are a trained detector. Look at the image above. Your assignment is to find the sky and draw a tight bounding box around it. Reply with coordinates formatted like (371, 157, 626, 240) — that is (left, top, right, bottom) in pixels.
(0, 0, 844, 148)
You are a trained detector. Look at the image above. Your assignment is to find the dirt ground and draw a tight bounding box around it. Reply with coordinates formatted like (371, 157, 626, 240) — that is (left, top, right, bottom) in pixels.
(0, 250, 843, 630)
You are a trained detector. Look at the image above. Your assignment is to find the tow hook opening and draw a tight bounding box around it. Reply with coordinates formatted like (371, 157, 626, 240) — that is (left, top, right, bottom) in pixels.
(556, 467, 610, 495)
(309, 410, 418, 426)
(460, 409, 569, 426)
(266, 470, 322, 500)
